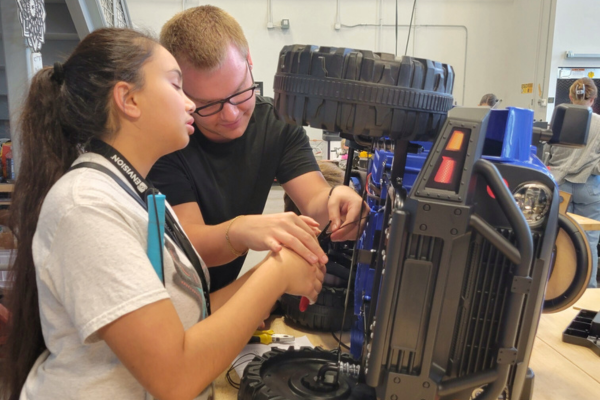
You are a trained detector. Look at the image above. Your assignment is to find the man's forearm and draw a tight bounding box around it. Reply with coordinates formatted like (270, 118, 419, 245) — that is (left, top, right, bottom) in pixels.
(300, 186, 331, 227)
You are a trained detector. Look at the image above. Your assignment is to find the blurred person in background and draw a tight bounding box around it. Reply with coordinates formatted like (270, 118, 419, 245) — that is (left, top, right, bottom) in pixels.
(546, 77, 600, 288)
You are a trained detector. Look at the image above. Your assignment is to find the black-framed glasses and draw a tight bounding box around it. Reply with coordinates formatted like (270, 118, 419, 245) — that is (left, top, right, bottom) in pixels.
(193, 63, 259, 117)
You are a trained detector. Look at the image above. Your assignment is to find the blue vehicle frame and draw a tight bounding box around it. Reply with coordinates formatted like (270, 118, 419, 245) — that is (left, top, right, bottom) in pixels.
(350, 107, 555, 358)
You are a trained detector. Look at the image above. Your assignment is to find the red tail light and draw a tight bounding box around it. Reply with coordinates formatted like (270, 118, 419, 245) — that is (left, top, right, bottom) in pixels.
(434, 156, 456, 184)
(425, 128, 472, 193)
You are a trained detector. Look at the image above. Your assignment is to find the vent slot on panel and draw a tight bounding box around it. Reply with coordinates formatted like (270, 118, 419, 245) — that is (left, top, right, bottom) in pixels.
(449, 229, 542, 378)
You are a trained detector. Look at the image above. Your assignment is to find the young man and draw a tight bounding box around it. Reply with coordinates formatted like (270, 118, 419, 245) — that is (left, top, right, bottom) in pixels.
(149, 5, 366, 292)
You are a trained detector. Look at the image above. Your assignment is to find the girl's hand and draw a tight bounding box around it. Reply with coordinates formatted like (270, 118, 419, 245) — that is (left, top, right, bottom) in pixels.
(266, 248, 325, 303)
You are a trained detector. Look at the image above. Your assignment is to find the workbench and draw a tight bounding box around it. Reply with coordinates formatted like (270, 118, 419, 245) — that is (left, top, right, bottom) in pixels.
(568, 212, 600, 231)
(529, 288, 600, 400)
(215, 289, 600, 400)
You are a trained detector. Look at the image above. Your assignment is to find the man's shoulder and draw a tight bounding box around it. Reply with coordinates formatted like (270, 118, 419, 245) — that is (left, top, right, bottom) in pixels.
(252, 95, 277, 121)
(250, 95, 302, 134)
(254, 94, 275, 108)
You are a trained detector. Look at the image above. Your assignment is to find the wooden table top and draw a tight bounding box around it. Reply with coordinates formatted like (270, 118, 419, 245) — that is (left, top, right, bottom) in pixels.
(215, 289, 600, 399)
(568, 212, 600, 231)
(530, 288, 600, 400)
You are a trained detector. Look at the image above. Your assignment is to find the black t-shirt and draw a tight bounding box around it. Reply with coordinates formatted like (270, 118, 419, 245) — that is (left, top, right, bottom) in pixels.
(148, 96, 319, 292)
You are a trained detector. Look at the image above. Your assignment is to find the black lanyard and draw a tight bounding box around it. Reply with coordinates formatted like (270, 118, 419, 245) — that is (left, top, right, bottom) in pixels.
(79, 139, 211, 315)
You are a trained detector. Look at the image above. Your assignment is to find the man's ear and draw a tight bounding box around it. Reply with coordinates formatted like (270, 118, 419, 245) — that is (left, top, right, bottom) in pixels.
(247, 51, 253, 69)
(112, 81, 141, 119)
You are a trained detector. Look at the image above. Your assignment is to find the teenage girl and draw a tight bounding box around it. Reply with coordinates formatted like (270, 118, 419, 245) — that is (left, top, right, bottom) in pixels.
(0, 28, 324, 400)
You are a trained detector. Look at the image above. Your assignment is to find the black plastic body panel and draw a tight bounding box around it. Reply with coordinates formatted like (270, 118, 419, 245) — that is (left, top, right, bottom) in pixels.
(364, 108, 558, 400)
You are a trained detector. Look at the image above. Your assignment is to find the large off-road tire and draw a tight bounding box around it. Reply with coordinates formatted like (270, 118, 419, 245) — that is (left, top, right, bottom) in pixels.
(543, 213, 592, 313)
(280, 286, 354, 331)
(239, 347, 375, 400)
(274, 45, 454, 141)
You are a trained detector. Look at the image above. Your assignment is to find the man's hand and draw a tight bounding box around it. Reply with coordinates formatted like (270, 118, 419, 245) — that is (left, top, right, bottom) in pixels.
(229, 212, 329, 265)
(281, 171, 368, 242)
(327, 185, 369, 241)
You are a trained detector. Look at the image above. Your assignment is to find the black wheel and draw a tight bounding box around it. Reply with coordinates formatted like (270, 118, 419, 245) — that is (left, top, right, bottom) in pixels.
(280, 285, 354, 331)
(274, 45, 454, 141)
(543, 213, 591, 313)
(238, 347, 375, 400)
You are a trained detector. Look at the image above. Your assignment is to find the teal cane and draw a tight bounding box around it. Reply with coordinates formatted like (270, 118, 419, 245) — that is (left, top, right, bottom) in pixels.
(147, 193, 166, 283)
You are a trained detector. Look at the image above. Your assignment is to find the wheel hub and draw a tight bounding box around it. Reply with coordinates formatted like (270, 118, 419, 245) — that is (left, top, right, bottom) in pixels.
(239, 347, 375, 400)
(292, 370, 350, 397)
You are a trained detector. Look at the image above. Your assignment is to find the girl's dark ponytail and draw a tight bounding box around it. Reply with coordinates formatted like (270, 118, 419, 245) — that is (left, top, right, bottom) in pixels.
(0, 28, 157, 399)
(2, 66, 74, 400)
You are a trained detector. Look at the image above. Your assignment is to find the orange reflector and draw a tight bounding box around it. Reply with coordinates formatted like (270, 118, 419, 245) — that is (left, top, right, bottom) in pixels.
(434, 156, 456, 184)
(446, 130, 465, 151)
(487, 178, 510, 199)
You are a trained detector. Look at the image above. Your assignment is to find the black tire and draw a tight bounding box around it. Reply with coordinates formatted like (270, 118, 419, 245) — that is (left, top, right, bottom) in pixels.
(543, 214, 591, 313)
(280, 286, 354, 331)
(274, 45, 454, 141)
(239, 347, 375, 400)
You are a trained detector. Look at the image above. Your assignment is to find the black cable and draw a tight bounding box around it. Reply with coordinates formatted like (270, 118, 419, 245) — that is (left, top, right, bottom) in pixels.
(225, 353, 261, 389)
(405, 0, 417, 56)
(363, 304, 369, 343)
(331, 331, 350, 350)
(337, 214, 370, 231)
(336, 159, 371, 373)
(164, 210, 212, 316)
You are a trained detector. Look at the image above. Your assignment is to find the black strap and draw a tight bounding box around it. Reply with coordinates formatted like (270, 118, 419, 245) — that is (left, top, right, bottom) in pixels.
(69, 159, 212, 315)
(88, 139, 151, 197)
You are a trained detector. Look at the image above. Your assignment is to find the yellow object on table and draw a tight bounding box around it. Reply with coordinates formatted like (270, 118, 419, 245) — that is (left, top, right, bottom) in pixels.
(249, 329, 294, 345)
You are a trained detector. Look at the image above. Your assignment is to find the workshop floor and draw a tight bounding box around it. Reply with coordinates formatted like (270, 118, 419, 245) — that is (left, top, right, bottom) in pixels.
(239, 184, 285, 277)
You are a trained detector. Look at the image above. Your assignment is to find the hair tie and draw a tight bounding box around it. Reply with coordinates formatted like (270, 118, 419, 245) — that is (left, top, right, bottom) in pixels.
(51, 62, 65, 85)
(576, 83, 586, 100)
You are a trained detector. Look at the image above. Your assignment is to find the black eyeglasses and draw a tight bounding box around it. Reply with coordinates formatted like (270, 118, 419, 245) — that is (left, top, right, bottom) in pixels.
(193, 63, 259, 117)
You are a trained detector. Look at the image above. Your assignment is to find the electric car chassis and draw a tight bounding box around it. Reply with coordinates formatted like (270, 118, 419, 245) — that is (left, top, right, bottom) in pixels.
(238, 45, 591, 400)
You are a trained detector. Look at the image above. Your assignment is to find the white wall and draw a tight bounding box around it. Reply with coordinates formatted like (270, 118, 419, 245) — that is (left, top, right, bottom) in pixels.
(546, 0, 600, 121)
(503, 0, 556, 121)
(128, 0, 557, 137)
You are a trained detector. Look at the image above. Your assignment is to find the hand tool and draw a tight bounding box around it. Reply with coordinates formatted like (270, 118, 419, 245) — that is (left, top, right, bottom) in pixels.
(249, 330, 295, 345)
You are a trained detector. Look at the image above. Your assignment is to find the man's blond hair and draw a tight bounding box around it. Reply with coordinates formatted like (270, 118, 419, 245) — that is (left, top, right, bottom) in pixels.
(160, 5, 249, 70)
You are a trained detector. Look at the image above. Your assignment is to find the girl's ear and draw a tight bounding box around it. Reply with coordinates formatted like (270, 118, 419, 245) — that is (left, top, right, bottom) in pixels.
(112, 81, 141, 119)
(247, 51, 253, 69)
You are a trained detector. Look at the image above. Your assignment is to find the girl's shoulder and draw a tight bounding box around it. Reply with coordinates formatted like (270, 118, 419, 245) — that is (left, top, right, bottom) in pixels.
(42, 153, 144, 221)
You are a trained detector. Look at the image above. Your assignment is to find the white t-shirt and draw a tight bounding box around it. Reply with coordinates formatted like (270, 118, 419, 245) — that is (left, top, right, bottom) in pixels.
(21, 153, 214, 399)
